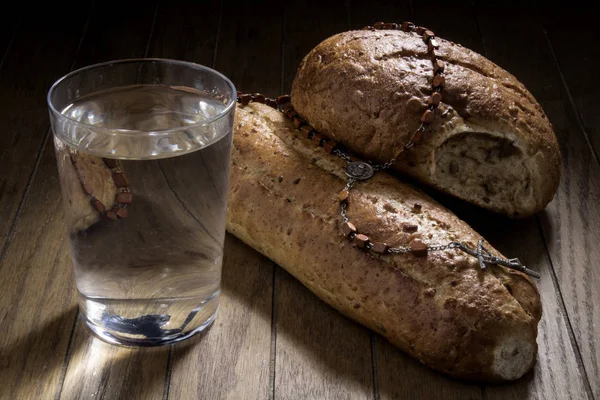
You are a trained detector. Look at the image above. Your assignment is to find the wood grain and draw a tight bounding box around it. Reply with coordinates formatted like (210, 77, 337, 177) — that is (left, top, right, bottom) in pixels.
(348, 0, 411, 30)
(374, 338, 482, 400)
(0, 2, 169, 399)
(148, 0, 221, 66)
(538, 5, 600, 159)
(0, 136, 79, 400)
(168, 235, 274, 400)
(417, 2, 593, 398)
(0, 4, 20, 68)
(474, 1, 599, 398)
(214, 0, 284, 98)
(54, 2, 174, 399)
(0, 2, 598, 399)
(0, 3, 90, 256)
(147, 2, 276, 399)
(350, 2, 593, 399)
(275, 270, 373, 400)
(60, 322, 169, 400)
(0, 5, 92, 399)
(276, 4, 376, 399)
(282, 0, 350, 94)
(348, 3, 483, 399)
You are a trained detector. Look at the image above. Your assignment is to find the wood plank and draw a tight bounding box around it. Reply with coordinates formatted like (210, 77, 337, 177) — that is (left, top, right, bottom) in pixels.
(168, 236, 274, 400)
(148, 0, 220, 65)
(214, 0, 284, 98)
(374, 338, 482, 400)
(277, 3, 375, 399)
(416, 2, 592, 398)
(538, 5, 600, 159)
(348, 0, 411, 30)
(473, 2, 599, 398)
(55, 2, 175, 399)
(275, 270, 374, 400)
(0, 3, 90, 259)
(0, 136, 80, 400)
(60, 325, 169, 400)
(0, 5, 21, 69)
(0, 2, 165, 399)
(348, 3, 483, 399)
(0, 5, 92, 399)
(350, 1, 591, 399)
(149, 2, 276, 399)
(282, 0, 350, 94)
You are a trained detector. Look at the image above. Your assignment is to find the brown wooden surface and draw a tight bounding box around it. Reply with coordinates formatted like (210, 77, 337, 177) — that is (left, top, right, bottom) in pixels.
(0, 1, 597, 399)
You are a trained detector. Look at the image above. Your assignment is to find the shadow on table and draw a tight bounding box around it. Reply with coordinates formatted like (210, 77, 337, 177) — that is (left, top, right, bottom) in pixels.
(417, 181, 548, 268)
(219, 229, 541, 398)
(0, 306, 196, 398)
(0, 307, 78, 398)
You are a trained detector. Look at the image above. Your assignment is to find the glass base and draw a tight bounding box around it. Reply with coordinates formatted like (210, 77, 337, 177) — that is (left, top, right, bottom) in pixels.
(81, 307, 218, 347)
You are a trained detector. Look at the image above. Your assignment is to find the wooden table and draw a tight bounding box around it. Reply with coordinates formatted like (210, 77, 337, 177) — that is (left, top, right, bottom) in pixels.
(0, 1, 597, 399)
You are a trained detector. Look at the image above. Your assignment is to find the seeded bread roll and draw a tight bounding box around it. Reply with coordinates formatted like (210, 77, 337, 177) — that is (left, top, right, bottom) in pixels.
(227, 102, 542, 382)
(290, 29, 561, 217)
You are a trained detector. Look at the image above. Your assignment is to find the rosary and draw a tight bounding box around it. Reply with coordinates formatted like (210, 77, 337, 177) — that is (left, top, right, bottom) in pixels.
(236, 21, 540, 279)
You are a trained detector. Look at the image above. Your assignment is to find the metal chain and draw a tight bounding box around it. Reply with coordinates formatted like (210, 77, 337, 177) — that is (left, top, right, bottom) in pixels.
(234, 20, 540, 279)
(333, 148, 353, 163)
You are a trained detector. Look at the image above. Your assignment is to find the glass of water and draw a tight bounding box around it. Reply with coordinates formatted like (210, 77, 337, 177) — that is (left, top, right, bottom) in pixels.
(47, 59, 236, 346)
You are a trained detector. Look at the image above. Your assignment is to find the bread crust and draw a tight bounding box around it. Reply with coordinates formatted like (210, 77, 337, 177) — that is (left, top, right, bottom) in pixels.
(291, 30, 561, 217)
(227, 103, 541, 381)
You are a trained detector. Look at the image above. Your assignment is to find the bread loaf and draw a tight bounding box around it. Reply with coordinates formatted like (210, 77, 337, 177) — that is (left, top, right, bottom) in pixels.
(227, 102, 542, 381)
(291, 29, 561, 217)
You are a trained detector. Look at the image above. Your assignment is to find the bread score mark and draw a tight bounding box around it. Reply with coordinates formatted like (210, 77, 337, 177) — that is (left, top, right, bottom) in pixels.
(234, 20, 541, 279)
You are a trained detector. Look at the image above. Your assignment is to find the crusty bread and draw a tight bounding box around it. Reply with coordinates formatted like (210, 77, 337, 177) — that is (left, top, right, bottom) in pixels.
(291, 29, 561, 217)
(227, 102, 542, 381)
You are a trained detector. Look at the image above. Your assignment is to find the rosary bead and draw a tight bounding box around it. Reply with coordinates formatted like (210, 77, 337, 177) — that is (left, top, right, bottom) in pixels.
(341, 221, 357, 237)
(253, 93, 265, 103)
(277, 95, 291, 105)
(433, 74, 445, 89)
(293, 116, 306, 128)
(410, 240, 428, 257)
(92, 199, 106, 213)
(323, 140, 337, 153)
(112, 173, 130, 187)
(239, 94, 251, 105)
(286, 109, 298, 119)
(371, 242, 389, 254)
(402, 223, 419, 233)
(116, 192, 133, 204)
(411, 129, 423, 144)
(312, 133, 325, 146)
(301, 125, 314, 138)
(115, 207, 128, 219)
(339, 189, 350, 204)
(265, 98, 278, 108)
(428, 92, 442, 107)
(420, 110, 434, 124)
(434, 59, 445, 74)
(353, 234, 370, 248)
(423, 30, 435, 41)
(428, 38, 440, 51)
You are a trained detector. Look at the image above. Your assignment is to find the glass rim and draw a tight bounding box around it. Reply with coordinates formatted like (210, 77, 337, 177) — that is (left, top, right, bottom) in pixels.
(47, 58, 237, 137)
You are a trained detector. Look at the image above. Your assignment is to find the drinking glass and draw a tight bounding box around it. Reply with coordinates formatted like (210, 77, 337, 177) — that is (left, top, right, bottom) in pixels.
(47, 59, 236, 346)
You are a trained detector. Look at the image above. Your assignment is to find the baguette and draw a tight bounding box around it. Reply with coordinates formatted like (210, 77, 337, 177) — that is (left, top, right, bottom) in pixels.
(227, 102, 542, 382)
(290, 29, 561, 217)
